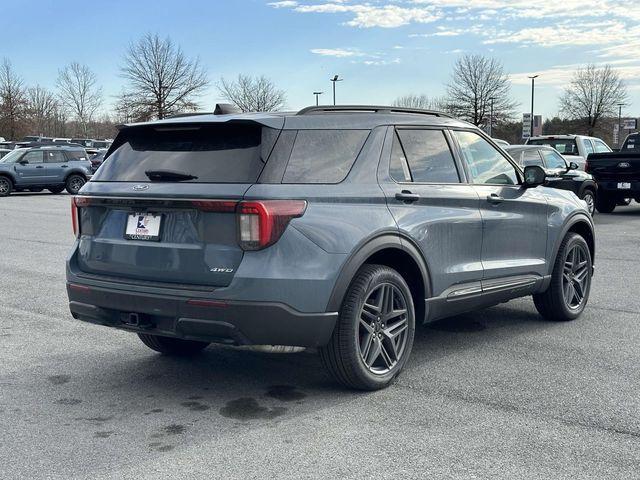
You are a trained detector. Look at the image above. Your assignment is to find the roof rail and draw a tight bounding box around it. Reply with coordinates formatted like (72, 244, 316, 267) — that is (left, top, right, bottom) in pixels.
(296, 105, 452, 118)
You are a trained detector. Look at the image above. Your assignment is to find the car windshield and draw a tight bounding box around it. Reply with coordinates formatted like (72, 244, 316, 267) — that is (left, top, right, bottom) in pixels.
(528, 138, 579, 155)
(0, 149, 25, 163)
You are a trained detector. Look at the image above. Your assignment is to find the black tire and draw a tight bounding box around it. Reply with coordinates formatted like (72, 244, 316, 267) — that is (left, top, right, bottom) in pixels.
(533, 233, 592, 321)
(65, 174, 86, 195)
(48, 186, 64, 194)
(319, 264, 415, 390)
(137, 333, 209, 355)
(0, 176, 13, 197)
(595, 193, 616, 214)
(580, 189, 596, 216)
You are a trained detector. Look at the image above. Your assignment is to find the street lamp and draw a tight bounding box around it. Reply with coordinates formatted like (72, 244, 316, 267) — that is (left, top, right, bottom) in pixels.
(617, 103, 625, 148)
(330, 75, 343, 106)
(528, 75, 539, 137)
(313, 91, 323, 106)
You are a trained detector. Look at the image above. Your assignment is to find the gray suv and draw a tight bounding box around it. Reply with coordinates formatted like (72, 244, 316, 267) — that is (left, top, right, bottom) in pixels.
(66, 106, 595, 390)
(0, 145, 92, 196)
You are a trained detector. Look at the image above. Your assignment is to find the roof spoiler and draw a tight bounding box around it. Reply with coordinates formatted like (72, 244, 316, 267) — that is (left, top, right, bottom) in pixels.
(214, 103, 242, 115)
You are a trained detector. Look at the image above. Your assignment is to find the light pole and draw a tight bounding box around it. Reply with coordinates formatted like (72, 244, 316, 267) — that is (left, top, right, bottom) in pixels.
(313, 91, 323, 106)
(488, 96, 496, 137)
(330, 75, 343, 106)
(528, 74, 539, 137)
(617, 102, 625, 148)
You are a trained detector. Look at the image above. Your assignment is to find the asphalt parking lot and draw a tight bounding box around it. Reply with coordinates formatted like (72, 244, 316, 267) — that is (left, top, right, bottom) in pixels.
(1, 192, 639, 479)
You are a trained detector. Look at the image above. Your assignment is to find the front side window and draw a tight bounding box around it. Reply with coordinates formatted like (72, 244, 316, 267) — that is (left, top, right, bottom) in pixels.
(519, 149, 544, 167)
(283, 130, 369, 184)
(453, 130, 518, 185)
(396, 129, 459, 183)
(21, 151, 44, 164)
(541, 150, 566, 169)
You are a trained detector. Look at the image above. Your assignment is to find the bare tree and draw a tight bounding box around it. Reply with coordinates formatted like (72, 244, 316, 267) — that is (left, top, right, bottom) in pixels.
(218, 74, 286, 112)
(120, 34, 209, 119)
(560, 64, 628, 136)
(0, 58, 28, 140)
(446, 54, 517, 128)
(57, 62, 103, 137)
(27, 85, 59, 135)
(393, 94, 449, 111)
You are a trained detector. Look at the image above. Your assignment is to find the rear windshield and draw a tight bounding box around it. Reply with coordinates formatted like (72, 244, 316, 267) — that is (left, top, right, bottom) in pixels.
(92, 123, 275, 183)
(528, 138, 578, 155)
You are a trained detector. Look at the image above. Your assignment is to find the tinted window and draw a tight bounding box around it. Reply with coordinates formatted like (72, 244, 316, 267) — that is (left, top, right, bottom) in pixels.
(518, 149, 542, 167)
(93, 124, 273, 183)
(528, 138, 578, 156)
(583, 140, 594, 155)
(541, 149, 566, 169)
(593, 139, 610, 153)
(389, 132, 411, 182)
(283, 130, 369, 184)
(454, 130, 518, 185)
(44, 151, 66, 163)
(22, 151, 44, 164)
(397, 129, 459, 183)
(67, 150, 88, 161)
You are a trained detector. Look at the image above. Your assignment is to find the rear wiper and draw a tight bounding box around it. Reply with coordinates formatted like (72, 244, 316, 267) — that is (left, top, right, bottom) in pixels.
(144, 169, 198, 182)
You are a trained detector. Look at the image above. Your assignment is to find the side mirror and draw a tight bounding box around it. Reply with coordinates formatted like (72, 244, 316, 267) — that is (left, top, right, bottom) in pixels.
(523, 165, 546, 188)
(568, 161, 579, 170)
(18, 160, 29, 165)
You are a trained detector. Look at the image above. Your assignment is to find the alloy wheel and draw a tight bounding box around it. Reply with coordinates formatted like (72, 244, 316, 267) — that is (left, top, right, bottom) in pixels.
(358, 283, 409, 374)
(562, 244, 590, 310)
(69, 177, 85, 194)
(0, 178, 9, 195)
(583, 192, 595, 215)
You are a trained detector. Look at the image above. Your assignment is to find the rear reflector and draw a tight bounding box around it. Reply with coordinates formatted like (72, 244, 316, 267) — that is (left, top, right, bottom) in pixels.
(191, 200, 238, 213)
(237, 200, 307, 250)
(71, 197, 79, 237)
(68, 283, 91, 293)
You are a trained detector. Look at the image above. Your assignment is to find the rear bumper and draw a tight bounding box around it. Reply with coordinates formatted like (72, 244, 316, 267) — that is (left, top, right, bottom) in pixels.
(67, 283, 337, 347)
(596, 180, 640, 196)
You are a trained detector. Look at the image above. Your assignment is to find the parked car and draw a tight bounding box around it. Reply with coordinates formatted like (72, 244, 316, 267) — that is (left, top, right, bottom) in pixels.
(504, 145, 598, 215)
(585, 132, 640, 213)
(526, 134, 611, 170)
(66, 105, 595, 390)
(91, 140, 112, 149)
(88, 149, 107, 172)
(0, 145, 92, 196)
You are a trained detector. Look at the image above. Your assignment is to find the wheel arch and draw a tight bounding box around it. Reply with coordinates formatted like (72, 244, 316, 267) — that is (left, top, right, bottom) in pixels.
(64, 169, 88, 182)
(577, 180, 597, 198)
(0, 171, 16, 185)
(553, 214, 595, 267)
(326, 233, 431, 324)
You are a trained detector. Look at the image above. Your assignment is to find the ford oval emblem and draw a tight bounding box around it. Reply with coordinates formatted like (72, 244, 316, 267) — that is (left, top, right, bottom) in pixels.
(133, 184, 149, 191)
(618, 162, 631, 168)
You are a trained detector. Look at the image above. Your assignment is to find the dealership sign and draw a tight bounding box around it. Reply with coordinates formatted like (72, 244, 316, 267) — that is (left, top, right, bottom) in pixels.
(623, 119, 637, 130)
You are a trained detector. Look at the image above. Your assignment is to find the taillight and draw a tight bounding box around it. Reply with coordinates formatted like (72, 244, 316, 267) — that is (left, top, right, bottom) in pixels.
(191, 200, 238, 213)
(237, 200, 307, 250)
(584, 160, 590, 173)
(71, 196, 92, 237)
(71, 197, 79, 237)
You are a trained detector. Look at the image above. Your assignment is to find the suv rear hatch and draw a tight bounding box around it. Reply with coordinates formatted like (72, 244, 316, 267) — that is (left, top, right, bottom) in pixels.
(74, 120, 281, 288)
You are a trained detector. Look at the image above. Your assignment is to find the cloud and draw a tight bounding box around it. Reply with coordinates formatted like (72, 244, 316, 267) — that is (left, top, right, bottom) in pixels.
(267, 1, 298, 8)
(310, 48, 364, 57)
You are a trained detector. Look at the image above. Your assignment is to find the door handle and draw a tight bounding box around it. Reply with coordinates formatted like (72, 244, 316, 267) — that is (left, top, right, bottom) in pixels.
(35, 165, 44, 169)
(395, 190, 420, 203)
(61, 165, 68, 168)
(486, 193, 504, 204)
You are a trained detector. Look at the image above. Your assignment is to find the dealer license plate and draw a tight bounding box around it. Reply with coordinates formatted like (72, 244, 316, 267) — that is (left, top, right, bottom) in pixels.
(618, 182, 631, 190)
(125, 213, 162, 241)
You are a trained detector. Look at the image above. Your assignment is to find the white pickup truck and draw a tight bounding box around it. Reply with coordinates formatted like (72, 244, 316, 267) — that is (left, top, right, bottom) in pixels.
(526, 134, 611, 170)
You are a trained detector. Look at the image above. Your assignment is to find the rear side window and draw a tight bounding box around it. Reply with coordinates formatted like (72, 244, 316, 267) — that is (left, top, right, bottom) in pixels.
(67, 150, 88, 161)
(93, 124, 275, 183)
(282, 130, 369, 184)
(583, 140, 594, 155)
(44, 151, 66, 163)
(519, 149, 543, 167)
(593, 139, 610, 153)
(396, 129, 459, 183)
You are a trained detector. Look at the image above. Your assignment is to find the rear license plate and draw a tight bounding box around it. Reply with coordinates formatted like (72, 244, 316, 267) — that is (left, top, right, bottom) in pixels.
(618, 182, 631, 190)
(125, 213, 162, 241)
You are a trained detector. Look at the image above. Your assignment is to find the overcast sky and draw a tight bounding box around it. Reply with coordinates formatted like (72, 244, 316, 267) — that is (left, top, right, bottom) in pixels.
(4, 0, 640, 120)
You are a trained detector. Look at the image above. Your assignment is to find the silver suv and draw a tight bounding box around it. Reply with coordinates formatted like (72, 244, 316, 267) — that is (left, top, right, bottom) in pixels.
(66, 106, 595, 390)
